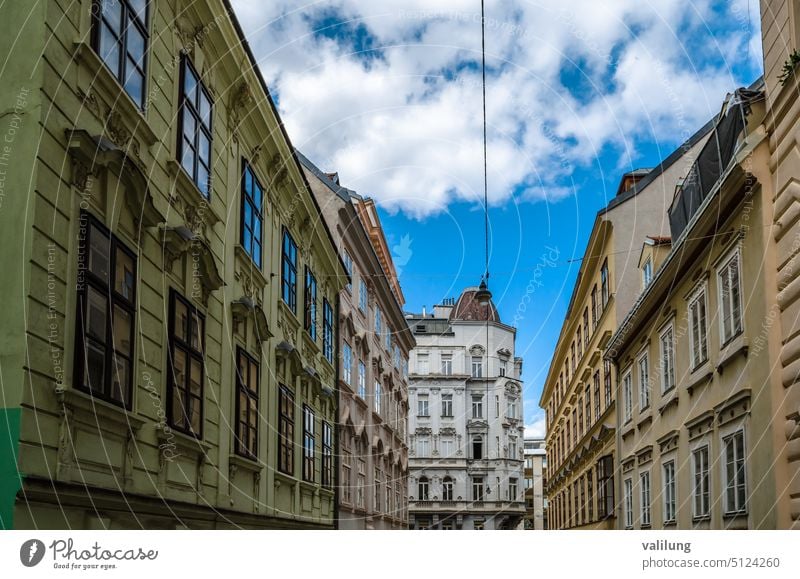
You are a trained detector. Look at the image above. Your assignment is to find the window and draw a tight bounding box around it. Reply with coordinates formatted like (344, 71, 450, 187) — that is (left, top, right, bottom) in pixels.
(323, 299, 334, 363)
(724, 430, 747, 514)
(638, 352, 650, 410)
(640, 471, 651, 526)
(343, 251, 353, 293)
(663, 460, 676, 523)
(577, 327, 583, 359)
(235, 349, 259, 459)
(509, 438, 517, 459)
(623, 479, 633, 528)
(74, 213, 136, 409)
(472, 477, 484, 502)
(281, 229, 298, 312)
(471, 356, 483, 378)
(91, 0, 148, 107)
(239, 161, 264, 267)
(583, 308, 590, 347)
(600, 259, 609, 307)
(509, 478, 518, 501)
(507, 397, 517, 420)
(178, 55, 212, 196)
(585, 384, 592, 428)
(473, 520, 484, 530)
(441, 353, 453, 375)
(385, 325, 392, 350)
(418, 477, 430, 500)
(660, 324, 675, 393)
(441, 394, 453, 417)
(374, 381, 382, 414)
(719, 250, 743, 343)
(593, 371, 601, 419)
(359, 279, 368, 313)
(304, 267, 317, 340)
(571, 343, 576, 374)
(622, 370, 632, 423)
(278, 385, 295, 475)
(441, 438, 453, 457)
(374, 467, 382, 512)
(689, 286, 708, 367)
(342, 342, 352, 385)
(418, 394, 429, 417)
(472, 435, 483, 460)
(342, 436, 352, 503)
(322, 422, 333, 488)
(417, 437, 429, 456)
(168, 290, 204, 436)
(356, 455, 366, 508)
(375, 307, 382, 336)
(587, 470, 594, 521)
(692, 445, 710, 518)
(472, 395, 483, 419)
(358, 361, 366, 398)
(443, 476, 454, 501)
(499, 359, 507, 377)
(302, 405, 315, 482)
(417, 353, 429, 375)
(604, 360, 612, 409)
(591, 285, 598, 328)
(597, 455, 614, 518)
(642, 257, 653, 288)
(393, 344, 400, 368)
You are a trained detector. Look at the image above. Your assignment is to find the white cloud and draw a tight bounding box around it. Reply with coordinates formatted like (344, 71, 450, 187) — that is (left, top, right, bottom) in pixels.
(232, 0, 760, 218)
(525, 415, 547, 438)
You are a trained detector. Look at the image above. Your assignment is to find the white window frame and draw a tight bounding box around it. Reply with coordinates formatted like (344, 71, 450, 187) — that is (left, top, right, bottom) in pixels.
(640, 470, 651, 526)
(662, 460, 677, 524)
(374, 381, 382, 414)
(342, 342, 352, 385)
(417, 353, 429, 375)
(722, 429, 747, 515)
(622, 369, 633, 423)
(718, 247, 744, 345)
(659, 322, 675, 393)
(418, 394, 429, 417)
(688, 283, 709, 368)
(642, 257, 653, 288)
(441, 393, 453, 417)
(441, 438, 453, 457)
(471, 356, 483, 378)
(623, 478, 633, 529)
(692, 444, 710, 519)
(637, 350, 650, 410)
(358, 361, 366, 399)
(441, 353, 453, 375)
(417, 437, 429, 457)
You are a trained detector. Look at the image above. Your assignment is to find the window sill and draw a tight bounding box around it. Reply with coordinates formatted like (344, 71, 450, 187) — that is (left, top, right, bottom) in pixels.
(686, 367, 714, 396)
(658, 393, 679, 415)
(717, 336, 749, 375)
(166, 159, 222, 227)
(156, 423, 211, 457)
(229, 453, 264, 473)
(57, 387, 144, 432)
(233, 245, 268, 290)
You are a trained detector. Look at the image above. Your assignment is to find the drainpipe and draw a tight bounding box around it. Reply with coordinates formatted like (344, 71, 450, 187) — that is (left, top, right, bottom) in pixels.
(333, 292, 341, 530)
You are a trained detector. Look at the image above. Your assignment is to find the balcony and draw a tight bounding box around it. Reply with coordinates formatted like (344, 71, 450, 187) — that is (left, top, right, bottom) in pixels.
(410, 499, 526, 514)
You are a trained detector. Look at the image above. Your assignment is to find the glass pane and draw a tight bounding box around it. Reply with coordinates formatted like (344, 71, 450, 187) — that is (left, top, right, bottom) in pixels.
(244, 198, 252, 228)
(124, 64, 144, 105)
(253, 242, 261, 268)
(174, 298, 188, 341)
(99, 24, 121, 73)
(199, 131, 210, 164)
(190, 357, 202, 395)
(172, 348, 186, 392)
(244, 166, 252, 194)
(112, 305, 132, 356)
(183, 108, 196, 141)
(197, 163, 209, 197)
(86, 287, 107, 340)
(126, 23, 145, 63)
(190, 314, 201, 350)
(111, 356, 129, 403)
(102, 2, 122, 33)
(128, 0, 147, 23)
(171, 387, 184, 428)
(183, 64, 197, 103)
(181, 139, 195, 179)
(89, 224, 110, 281)
(189, 394, 201, 433)
(249, 360, 258, 393)
(115, 248, 135, 299)
(243, 228, 251, 254)
(254, 184, 262, 210)
(86, 340, 105, 392)
(199, 91, 211, 127)
(239, 391, 248, 422)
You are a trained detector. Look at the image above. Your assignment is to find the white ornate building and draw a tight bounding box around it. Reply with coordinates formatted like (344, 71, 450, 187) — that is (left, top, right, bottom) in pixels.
(406, 288, 526, 529)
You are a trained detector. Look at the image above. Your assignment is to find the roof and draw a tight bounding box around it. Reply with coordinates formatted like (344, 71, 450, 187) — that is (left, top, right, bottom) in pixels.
(449, 286, 500, 323)
(295, 150, 354, 203)
(646, 235, 672, 245)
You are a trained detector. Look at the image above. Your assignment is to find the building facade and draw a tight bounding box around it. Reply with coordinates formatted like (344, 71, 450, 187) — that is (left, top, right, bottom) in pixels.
(406, 290, 526, 530)
(540, 125, 713, 530)
(606, 86, 779, 529)
(0, 0, 346, 529)
(523, 437, 547, 530)
(299, 154, 414, 529)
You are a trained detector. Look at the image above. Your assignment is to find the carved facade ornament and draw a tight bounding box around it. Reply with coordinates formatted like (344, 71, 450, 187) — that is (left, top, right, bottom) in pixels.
(76, 88, 102, 117)
(230, 81, 254, 128)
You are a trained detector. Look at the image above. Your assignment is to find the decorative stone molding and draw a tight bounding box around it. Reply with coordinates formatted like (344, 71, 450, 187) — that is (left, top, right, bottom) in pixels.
(231, 297, 272, 342)
(160, 225, 224, 303)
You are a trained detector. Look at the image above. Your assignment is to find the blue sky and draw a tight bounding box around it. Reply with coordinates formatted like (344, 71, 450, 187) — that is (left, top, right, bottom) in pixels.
(232, 0, 764, 435)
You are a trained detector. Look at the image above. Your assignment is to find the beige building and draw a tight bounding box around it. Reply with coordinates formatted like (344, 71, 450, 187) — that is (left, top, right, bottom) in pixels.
(540, 126, 712, 529)
(523, 437, 547, 530)
(0, 0, 346, 529)
(606, 85, 778, 529)
(299, 153, 414, 529)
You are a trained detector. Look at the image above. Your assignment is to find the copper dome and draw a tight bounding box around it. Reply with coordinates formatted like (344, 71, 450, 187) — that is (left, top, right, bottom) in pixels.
(448, 286, 500, 322)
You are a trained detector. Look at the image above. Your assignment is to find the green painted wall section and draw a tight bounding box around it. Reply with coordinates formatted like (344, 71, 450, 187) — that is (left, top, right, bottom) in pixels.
(0, 407, 21, 529)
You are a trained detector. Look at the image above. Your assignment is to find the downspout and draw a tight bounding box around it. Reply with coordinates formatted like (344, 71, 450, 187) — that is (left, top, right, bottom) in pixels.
(333, 292, 341, 530)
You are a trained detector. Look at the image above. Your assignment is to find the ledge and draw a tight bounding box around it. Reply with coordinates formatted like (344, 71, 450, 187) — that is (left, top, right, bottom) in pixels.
(717, 336, 749, 375)
(229, 453, 265, 473)
(166, 159, 222, 227)
(57, 387, 145, 432)
(686, 367, 713, 396)
(658, 392, 679, 415)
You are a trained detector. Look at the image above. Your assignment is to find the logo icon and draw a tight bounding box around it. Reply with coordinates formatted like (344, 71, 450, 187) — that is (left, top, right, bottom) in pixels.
(19, 539, 45, 567)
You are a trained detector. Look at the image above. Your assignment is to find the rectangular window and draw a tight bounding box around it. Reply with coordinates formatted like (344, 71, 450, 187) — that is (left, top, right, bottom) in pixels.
(587, 469, 594, 522)
(342, 438, 352, 504)
(441, 394, 453, 417)
(642, 257, 653, 288)
(585, 384, 592, 428)
(640, 471, 651, 526)
(724, 430, 747, 514)
(507, 398, 517, 420)
(418, 394, 429, 417)
(302, 405, 315, 482)
(693, 445, 710, 518)
(178, 55, 212, 197)
(304, 267, 317, 340)
(472, 395, 483, 419)
(471, 356, 483, 378)
(417, 437, 429, 456)
(375, 307, 382, 336)
(638, 352, 650, 410)
(509, 478, 518, 501)
(91, 0, 148, 107)
(441, 438, 453, 457)
(689, 286, 708, 367)
(597, 455, 614, 518)
(374, 381, 382, 414)
(235, 348, 259, 459)
(601, 259, 609, 307)
(624, 479, 633, 528)
(660, 324, 676, 393)
(343, 251, 353, 293)
(342, 342, 352, 385)
(622, 370, 632, 423)
(499, 359, 507, 377)
(358, 361, 366, 399)
(374, 468, 382, 512)
(167, 290, 204, 436)
(357, 458, 365, 508)
(322, 422, 333, 488)
(323, 299, 334, 364)
(75, 213, 136, 409)
(359, 279, 368, 313)
(604, 360, 612, 409)
(278, 385, 295, 475)
(281, 229, 298, 312)
(577, 327, 583, 359)
(417, 353, 429, 375)
(591, 285, 598, 328)
(240, 161, 265, 267)
(663, 460, 676, 523)
(719, 250, 743, 344)
(472, 477, 484, 502)
(441, 353, 453, 375)
(583, 308, 590, 347)
(593, 371, 601, 419)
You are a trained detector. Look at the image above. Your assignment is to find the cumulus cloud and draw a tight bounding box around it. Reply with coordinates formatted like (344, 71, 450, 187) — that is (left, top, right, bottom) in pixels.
(232, 0, 760, 218)
(525, 414, 547, 438)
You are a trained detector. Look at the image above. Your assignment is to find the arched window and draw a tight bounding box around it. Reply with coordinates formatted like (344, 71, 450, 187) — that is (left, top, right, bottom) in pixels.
(418, 476, 430, 501)
(442, 476, 454, 501)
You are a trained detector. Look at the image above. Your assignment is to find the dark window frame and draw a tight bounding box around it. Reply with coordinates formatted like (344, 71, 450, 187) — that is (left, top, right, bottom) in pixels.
(278, 384, 295, 475)
(177, 54, 213, 197)
(74, 211, 137, 409)
(304, 266, 317, 340)
(281, 228, 298, 312)
(240, 159, 265, 268)
(323, 298, 334, 363)
(234, 347, 259, 460)
(90, 0, 149, 108)
(302, 404, 316, 482)
(322, 421, 333, 488)
(166, 289, 206, 438)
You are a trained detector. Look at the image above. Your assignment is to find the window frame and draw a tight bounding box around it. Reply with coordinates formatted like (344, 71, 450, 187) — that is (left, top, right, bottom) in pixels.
(441, 394, 453, 417)
(240, 159, 265, 268)
(688, 283, 709, 369)
(322, 421, 333, 488)
(177, 54, 213, 197)
(166, 289, 205, 437)
(692, 444, 711, 519)
(234, 347, 260, 460)
(302, 404, 316, 482)
(659, 322, 676, 394)
(278, 384, 295, 475)
(304, 266, 317, 341)
(623, 478, 633, 529)
(622, 368, 633, 423)
(323, 298, 334, 363)
(723, 429, 747, 515)
(662, 460, 677, 524)
(718, 248, 744, 345)
(640, 470, 651, 527)
(342, 342, 352, 385)
(281, 228, 298, 313)
(637, 351, 650, 411)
